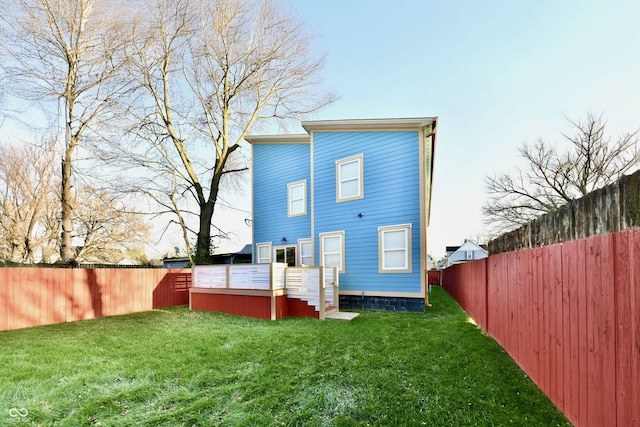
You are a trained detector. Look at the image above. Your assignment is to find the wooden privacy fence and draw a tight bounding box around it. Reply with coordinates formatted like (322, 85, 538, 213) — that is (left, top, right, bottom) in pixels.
(0, 268, 192, 331)
(441, 229, 640, 427)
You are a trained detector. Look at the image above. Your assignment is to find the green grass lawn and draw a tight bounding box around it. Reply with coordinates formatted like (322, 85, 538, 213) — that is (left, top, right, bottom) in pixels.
(0, 287, 569, 426)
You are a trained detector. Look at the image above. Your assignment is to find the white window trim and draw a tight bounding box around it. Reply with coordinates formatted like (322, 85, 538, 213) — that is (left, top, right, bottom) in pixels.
(378, 224, 412, 273)
(319, 231, 345, 273)
(256, 242, 272, 264)
(287, 180, 307, 217)
(335, 154, 364, 203)
(298, 238, 313, 267)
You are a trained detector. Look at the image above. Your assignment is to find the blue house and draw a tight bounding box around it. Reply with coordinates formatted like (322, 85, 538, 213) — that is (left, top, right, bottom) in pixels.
(246, 117, 437, 312)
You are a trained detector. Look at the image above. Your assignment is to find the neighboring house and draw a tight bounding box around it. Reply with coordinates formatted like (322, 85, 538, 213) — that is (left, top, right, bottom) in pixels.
(247, 117, 437, 312)
(163, 256, 191, 269)
(445, 240, 488, 267)
(76, 249, 142, 267)
(211, 244, 253, 264)
(163, 245, 252, 268)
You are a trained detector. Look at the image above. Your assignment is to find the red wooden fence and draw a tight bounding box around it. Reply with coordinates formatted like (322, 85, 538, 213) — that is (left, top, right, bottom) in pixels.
(441, 229, 640, 427)
(0, 268, 191, 331)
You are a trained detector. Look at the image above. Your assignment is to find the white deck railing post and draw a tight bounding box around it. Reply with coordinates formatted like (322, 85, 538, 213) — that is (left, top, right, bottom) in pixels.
(319, 267, 326, 320)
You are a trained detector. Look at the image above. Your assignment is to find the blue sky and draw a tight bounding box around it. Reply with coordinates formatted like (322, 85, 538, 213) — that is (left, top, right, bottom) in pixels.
(2, 0, 639, 259)
(274, 0, 640, 257)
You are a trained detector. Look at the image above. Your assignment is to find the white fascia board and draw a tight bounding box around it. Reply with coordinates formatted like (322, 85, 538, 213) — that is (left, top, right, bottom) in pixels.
(245, 134, 310, 144)
(302, 117, 437, 133)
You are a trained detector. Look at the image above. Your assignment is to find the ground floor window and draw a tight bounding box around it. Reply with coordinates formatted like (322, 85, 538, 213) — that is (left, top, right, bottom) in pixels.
(256, 243, 272, 263)
(298, 238, 313, 266)
(319, 231, 345, 273)
(378, 224, 412, 273)
(274, 245, 297, 266)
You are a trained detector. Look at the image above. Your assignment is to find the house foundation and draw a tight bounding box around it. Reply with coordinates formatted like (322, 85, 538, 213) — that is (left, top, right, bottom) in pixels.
(339, 295, 425, 313)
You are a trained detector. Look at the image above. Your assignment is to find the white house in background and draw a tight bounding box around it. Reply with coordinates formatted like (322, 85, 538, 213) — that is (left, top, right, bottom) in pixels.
(445, 240, 488, 267)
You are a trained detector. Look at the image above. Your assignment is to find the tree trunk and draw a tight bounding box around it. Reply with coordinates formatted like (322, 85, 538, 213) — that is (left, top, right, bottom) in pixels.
(60, 155, 75, 263)
(194, 199, 215, 264)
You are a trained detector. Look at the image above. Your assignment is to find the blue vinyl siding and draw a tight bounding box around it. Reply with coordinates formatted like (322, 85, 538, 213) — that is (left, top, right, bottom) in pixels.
(253, 143, 311, 257)
(313, 131, 422, 293)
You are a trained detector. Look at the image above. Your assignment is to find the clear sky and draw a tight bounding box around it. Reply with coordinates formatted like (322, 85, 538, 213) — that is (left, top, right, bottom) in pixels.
(265, 0, 640, 258)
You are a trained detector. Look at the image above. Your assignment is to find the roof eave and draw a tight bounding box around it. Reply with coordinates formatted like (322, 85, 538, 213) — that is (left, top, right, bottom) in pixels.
(244, 134, 309, 144)
(302, 117, 437, 132)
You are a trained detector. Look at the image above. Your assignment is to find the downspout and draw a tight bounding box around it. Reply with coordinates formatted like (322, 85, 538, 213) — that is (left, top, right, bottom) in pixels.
(424, 118, 437, 308)
(309, 131, 315, 265)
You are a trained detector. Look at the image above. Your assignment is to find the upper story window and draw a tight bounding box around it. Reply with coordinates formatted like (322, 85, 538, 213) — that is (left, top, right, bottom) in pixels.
(336, 154, 363, 202)
(288, 180, 307, 217)
(378, 224, 412, 273)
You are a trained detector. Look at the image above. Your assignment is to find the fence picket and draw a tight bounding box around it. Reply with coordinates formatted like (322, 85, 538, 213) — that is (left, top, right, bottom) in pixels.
(442, 229, 639, 427)
(0, 268, 191, 332)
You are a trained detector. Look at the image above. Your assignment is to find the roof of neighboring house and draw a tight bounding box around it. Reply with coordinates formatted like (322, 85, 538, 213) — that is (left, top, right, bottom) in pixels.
(163, 256, 190, 263)
(446, 242, 488, 253)
(211, 244, 252, 257)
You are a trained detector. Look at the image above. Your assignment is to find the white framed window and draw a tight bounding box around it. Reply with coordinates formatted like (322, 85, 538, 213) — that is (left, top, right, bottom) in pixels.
(378, 224, 412, 273)
(274, 245, 296, 266)
(336, 155, 363, 202)
(320, 231, 345, 273)
(256, 242, 272, 263)
(288, 180, 307, 217)
(298, 238, 313, 266)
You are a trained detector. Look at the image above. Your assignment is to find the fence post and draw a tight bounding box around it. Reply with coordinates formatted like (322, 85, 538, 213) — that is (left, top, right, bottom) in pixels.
(269, 263, 274, 291)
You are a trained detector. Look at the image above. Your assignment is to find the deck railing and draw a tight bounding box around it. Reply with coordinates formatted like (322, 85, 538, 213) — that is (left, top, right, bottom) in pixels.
(193, 263, 286, 290)
(284, 266, 339, 319)
(192, 263, 339, 319)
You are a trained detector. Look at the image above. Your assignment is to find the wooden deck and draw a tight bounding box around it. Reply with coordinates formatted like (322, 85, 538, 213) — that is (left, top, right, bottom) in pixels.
(190, 263, 340, 320)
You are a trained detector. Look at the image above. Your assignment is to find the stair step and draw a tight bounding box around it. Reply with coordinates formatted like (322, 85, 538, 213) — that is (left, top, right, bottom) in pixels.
(325, 311, 359, 321)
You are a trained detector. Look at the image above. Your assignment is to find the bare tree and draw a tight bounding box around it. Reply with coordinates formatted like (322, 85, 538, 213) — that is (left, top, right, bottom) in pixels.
(73, 186, 151, 264)
(0, 0, 133, 263)
(0, 138, 152, 263)
(118, 0, 334, 264)
(484, 113, 640, 233)
(0, 137, 58, 263)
